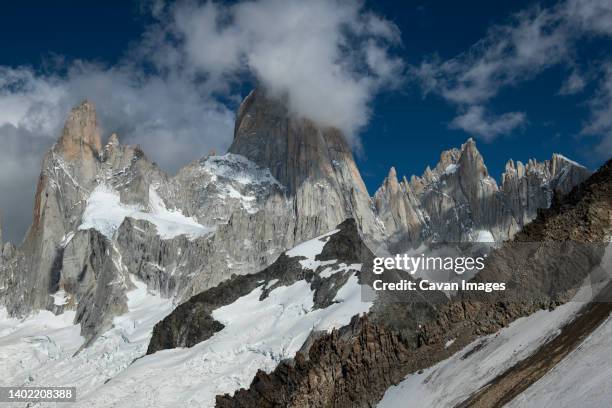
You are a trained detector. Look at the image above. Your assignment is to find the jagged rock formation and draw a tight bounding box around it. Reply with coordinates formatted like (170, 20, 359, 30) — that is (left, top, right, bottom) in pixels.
(215, 160, 611, 407)
(0, 90, 591, 343)
(216, 317, 415, 408)
(147, 218, 374, 354)
(373, 166, 427, 247)
(230, 89, 384, 244)
(501, 153, 593, 227)
(0, 92, 384, 340)
(0, 101, 293, 340)
(6, 101, 105, 316)
(374, 139, 591, 251)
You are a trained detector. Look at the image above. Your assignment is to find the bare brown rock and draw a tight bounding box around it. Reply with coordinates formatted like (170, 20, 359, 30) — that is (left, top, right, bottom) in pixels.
(215, 159, 611, 408)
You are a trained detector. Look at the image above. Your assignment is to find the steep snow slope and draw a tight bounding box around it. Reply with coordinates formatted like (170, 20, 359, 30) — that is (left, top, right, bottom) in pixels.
(0, 277, 173, 407)
(378, 299, 586, 408)
(379, 241, 612, 408)
(80, 185, 214, 240)
(0, 229, 372, 407)
(76, 230, 372, 408)
(506, 315, 612, 408)
(504, 241, 612, 408)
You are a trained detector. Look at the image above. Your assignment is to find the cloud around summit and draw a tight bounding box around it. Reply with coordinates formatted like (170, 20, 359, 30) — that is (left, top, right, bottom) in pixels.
(0, 0, 403, 242)
(1, 0, 612, 242)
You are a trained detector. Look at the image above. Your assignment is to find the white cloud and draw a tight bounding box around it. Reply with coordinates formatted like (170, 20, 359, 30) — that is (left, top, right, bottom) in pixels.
(450, 106, 526, 141)
(414, 5, 571, 106)
(161, 0, 404, 139)
(582, 62, 612, 157)
(0, 0, 403, 242)
(559, 69, 587, 95)
(413, 0, 612, 142)
(565, 0, 612, 36)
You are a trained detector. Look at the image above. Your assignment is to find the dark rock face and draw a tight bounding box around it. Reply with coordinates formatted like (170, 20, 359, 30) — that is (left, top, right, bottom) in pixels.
(230, 89, 384, 244)
(0, 91, 593, 346)
(68, 229, 131, 341)
(216, 317, 413, 408)
(147, 219, 372, 355)
(214, 160, 611, 408)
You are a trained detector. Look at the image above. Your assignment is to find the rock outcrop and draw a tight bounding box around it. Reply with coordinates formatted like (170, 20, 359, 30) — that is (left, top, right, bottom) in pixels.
(373, 139, 591, 251)
(0, 91, 592, 343)
(146, 218, 374, 354)
(215, 159, 611, 407)
(216, 317, 416, 408)
(230, 89, 384, 244)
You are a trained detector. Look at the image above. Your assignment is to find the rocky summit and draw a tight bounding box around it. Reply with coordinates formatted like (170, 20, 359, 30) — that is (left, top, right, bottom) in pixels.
(215, 159, 611, 408)
(0, 90, 590, 344)
(0, 89, 606, 408)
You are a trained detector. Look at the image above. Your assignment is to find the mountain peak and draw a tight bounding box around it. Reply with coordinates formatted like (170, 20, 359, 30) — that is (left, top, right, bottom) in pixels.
(458, 137, 489, 179)
(108, 133, 120, 146)
(229, 88, 359, 192)
(228, 88, 381, 243)
(379, 167, 401, 195)
(459, 137, 479, 155)
(387, 166, 399, 184)
(55, 100, 102, 160)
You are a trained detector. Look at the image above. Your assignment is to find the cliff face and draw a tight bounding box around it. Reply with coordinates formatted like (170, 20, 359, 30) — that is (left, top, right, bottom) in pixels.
(374, 139, 591, 251)
(9, 101, 104, 315)
(0, 91, 592, 343)
(230, 89, 383, 244)
(215, 159, 611, 408)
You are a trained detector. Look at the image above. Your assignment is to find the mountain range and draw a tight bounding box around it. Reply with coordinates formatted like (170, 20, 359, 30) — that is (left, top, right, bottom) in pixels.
(0, 89, 608, 408)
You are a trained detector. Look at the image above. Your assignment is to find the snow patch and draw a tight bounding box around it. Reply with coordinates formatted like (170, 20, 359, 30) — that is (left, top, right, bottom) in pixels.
(286, 229, 340, 270)
(444, 164, 458, 175)
(79, 185, 214, 240)
(60, 231, 76, 248)
(319, 263, 361, 278)
(199, 153, 283, 214)
(555, 154, 586, 169)
(201, 153, 281, 187)
(74, 268, 371, 407)
(473, 229, 495, 243)
(50, 290, 69, 306)
(265, 279, 279, 289)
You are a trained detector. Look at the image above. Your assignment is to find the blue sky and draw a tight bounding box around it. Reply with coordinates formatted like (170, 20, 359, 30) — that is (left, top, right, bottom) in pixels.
(0, 0, 611, 241)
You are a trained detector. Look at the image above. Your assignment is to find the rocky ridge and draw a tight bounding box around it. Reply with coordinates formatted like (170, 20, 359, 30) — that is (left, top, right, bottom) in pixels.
(374, 139, 591, 251)
(0, 90, 591, 342)
(215, 159, 611, 407)
(146, 218, 374, 354)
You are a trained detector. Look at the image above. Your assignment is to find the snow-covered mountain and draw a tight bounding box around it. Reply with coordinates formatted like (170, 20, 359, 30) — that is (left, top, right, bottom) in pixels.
(0, 89, 604, 408)
(374, 138, 591, 252)
(0, 220, 375, 408)
(215, 158, 612, 407)
(0, 92, 588, 341)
